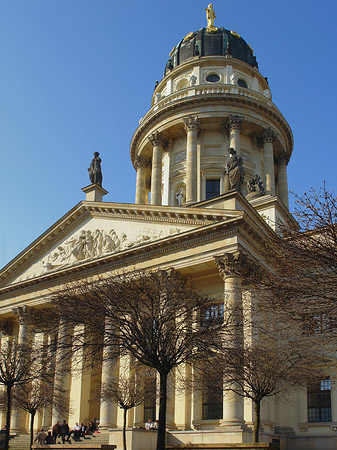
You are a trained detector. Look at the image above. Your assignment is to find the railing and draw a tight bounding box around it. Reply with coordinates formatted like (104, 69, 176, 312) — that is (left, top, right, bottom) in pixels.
(139, 85, 278, 124)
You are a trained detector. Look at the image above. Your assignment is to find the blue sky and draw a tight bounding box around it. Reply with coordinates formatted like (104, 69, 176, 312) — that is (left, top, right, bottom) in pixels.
(1, 0, 337, 269)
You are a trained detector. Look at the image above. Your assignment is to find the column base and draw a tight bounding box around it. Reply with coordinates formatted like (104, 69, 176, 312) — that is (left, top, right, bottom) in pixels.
(219, 420, 247, 430)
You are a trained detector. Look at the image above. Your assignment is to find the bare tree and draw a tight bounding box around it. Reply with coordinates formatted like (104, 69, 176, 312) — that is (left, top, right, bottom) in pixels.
(12, 383, 67, 450)
(52, 269, 223, 450)
(251, 185, 337, 340)
(100, 367, 152, 450)
(194, 298, 326, 444)
(0, 339, 45, 450)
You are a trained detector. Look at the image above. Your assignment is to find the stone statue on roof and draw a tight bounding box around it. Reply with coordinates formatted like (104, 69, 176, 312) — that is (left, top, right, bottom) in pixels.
(88, 152, 103, 187)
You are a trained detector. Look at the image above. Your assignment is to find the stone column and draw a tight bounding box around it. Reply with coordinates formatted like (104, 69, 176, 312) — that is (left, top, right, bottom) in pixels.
(174, 363, 192, 430)
(11, 309, 30, 432)
(228, 115, 243, 153)
(149, 131, 165, 206)
(52, 320, 71, 424)
(135, 156, 146, 204)
(215, 252, 249, 428)
(42, 333, 53, 430)
(183, 116, 200, 204)
(277, 155, 289, 208)
(262, 128, 277, 196)
(99, 318, 118, 429)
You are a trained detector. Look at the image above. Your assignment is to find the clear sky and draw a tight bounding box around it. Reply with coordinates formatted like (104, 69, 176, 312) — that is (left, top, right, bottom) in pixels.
(1, 0, 337, 269)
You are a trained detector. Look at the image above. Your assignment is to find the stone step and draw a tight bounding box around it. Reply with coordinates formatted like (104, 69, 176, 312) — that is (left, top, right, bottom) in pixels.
(7, 432, 110, 450)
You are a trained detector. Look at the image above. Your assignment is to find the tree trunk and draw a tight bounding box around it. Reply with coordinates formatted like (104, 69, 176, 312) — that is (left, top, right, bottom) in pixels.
(123, 408, 127, 450)
(253, 399, 261, 443)
(4, 386, 12, 450)
(29, 412, 35, 450)
(156, 371, 168, 450)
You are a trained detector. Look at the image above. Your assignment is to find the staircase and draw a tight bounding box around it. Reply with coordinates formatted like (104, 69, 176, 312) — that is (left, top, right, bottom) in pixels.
(7, 432, 110, 450)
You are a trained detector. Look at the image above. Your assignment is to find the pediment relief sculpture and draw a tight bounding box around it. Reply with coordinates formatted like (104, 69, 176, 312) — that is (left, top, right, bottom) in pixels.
(10, 226, 182, 284)
(42, 227, 182, 273)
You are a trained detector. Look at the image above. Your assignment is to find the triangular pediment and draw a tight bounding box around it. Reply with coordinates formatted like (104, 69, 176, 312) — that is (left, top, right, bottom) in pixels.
(0, 201, 239, 288)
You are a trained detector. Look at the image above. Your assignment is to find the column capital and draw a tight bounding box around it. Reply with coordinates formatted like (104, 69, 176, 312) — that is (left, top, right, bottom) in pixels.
(134, 155, 151, 169)
(183, 115, 200, 133)
(214, 251, 253, 279)
(262, 127, 277, 144)
(13, 306, 34, 325)
(148, 130, 167, 147)
(228, 114, 243, 131)
(278, 153, 290, 165)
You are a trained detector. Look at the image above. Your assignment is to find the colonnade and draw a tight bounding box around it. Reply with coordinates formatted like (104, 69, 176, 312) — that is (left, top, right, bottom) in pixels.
(134, 114, 289, 207)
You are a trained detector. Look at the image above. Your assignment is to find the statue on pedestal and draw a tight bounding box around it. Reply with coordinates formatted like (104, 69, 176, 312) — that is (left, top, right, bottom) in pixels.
(88, 152, 103, 187)
(227, 148, 245, 191)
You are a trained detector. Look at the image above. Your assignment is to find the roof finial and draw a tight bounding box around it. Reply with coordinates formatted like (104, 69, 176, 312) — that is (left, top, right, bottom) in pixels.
(205, 4, 218, 33)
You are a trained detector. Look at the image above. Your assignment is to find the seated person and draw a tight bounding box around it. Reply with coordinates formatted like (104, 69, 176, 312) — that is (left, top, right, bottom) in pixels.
(70, 422, 81, 439)
(145, 419, 153, 430)
(80, 423, 87, 437)
(45, 431, 54, 444)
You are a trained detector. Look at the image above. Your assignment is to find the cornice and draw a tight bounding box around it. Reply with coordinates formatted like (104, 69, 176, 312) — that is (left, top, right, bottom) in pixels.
(0, 216, 246, 297)
(130, 92, 293, 164)
(0, 201, 240, 286)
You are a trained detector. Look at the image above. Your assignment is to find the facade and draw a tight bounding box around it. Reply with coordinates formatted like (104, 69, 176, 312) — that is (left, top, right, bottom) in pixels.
(0, 9, 334, 450)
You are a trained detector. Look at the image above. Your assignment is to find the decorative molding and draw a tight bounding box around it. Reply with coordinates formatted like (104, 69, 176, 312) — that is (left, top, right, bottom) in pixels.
(183, 115, 200, 133)
(278, 154, 290, 165)
(13, 305, 37, 326)
(214, 251, 255, 279)
(134, 156, 146, 169)
(228, 114, 243, 131)
(262, 127, 277, 144)
(148, 131, 167, 147)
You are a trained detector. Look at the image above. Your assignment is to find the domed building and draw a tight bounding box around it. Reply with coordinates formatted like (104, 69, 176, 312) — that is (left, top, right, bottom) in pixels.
(0, 7, 333, 450)
(131, 22, 292, 214)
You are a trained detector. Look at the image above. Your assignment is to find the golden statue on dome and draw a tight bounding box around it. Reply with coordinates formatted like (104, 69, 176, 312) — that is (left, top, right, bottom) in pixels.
(205, 4, 218, 32)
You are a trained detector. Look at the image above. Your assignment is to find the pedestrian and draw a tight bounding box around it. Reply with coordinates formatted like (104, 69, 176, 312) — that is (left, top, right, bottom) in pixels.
(52, 421, 61, 443)
(59, 420, 70, 443)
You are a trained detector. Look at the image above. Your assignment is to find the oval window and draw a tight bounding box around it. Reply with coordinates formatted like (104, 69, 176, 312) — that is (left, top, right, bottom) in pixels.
(237, 79, 248, 88)
(206, 73, 220, 83)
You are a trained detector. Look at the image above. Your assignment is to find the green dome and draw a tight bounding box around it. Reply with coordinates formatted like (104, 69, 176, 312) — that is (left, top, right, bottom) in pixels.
(164, 27, 258, 76)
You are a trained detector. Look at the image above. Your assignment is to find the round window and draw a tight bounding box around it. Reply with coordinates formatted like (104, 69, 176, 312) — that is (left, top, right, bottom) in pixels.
(237, 79, 248, 88)
(206, 73, 220, 83)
